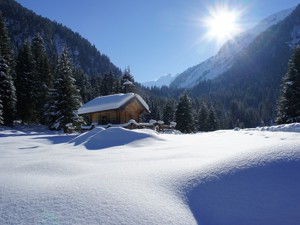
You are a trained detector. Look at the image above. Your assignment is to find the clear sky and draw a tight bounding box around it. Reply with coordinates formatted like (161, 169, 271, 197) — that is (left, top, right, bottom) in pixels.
(15, 0, 300, 82)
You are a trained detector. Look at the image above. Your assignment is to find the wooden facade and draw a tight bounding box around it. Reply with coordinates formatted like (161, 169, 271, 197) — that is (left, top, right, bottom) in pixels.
(80, 96, 149, 125)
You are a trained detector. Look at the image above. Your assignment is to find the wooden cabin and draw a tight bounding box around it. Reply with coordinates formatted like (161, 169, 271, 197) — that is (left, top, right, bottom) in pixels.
(77, 93, 150, 125)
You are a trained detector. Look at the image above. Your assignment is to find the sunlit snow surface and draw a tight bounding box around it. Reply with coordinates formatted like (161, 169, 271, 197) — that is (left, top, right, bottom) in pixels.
(1, 124, 300, 225)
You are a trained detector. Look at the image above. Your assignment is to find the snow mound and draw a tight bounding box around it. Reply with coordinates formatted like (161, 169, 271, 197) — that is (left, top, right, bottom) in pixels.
(68, 127, 106, 145)
(186, 148, 300, 225)
(69, 127, 163, 150)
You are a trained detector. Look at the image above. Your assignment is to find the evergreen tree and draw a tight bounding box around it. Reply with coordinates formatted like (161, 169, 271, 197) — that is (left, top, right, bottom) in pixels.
(31, 33, 52, 122)
(0, 13, 16, 126)
(101, 71, 115, 95)
(162, 100, 176, 124)
(16, 40, 36, 123)
(121, 67, 135, 93)
(46, 48, 82, 132)
(113, 75, 122, 94)
(175, 93, 195, 133)
(207, 106, 219, 131)
(147, 98, 161, 121)
(277, 45, 300, 124)
(0, 97, 3, 125)
(73, 69, 93, 103)
(197, 102, 209, 131)
(43, 87, 59, 128)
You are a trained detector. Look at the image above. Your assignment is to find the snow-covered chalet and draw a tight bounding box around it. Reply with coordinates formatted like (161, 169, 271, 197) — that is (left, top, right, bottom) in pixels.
(77, 93, 150, 126)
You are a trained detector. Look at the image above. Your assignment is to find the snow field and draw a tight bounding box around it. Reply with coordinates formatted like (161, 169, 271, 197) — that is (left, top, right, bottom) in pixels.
(0, 124, 300, 224)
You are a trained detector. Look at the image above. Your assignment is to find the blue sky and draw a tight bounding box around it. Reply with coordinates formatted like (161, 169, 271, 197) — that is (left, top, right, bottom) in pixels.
(15, 0, 300, 82)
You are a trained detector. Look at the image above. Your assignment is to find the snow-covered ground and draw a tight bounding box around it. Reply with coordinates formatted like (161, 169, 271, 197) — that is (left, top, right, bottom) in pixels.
(1, 124, 300, 225)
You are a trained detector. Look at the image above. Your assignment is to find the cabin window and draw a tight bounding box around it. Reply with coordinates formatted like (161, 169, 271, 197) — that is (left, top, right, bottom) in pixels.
(98, 115, 109, 125)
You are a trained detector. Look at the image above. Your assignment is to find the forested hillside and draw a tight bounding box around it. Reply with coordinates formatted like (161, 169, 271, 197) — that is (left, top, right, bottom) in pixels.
(0, 0, 121, 76)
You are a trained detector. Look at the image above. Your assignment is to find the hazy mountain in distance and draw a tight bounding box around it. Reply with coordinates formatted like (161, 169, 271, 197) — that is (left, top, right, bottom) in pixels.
(142, 73, 178, 87)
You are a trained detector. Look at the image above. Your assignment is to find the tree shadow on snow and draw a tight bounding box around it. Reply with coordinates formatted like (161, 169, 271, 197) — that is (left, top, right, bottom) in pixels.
(33, 135, 77, 144)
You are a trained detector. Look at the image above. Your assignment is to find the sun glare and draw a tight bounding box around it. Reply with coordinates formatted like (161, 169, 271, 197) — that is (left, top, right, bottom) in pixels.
(204, 6, 242, 45)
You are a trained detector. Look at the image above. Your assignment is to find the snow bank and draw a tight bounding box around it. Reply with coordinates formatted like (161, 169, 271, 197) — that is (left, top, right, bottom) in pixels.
(69, 127, 163, 150)
(1, 124, 300, 225)
(246, 123, 300, 132)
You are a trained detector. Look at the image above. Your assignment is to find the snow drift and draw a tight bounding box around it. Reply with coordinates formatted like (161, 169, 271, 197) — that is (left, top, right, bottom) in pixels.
(1, 124, 300, 225)
(186, 148, 300, 225)
(69, 127, 163, 150)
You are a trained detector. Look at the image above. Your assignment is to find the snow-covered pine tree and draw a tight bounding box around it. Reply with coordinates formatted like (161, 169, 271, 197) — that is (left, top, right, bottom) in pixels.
(16, 40, 37, 123)
(277, 45, 300, 124)
(0, 98, 3, 125)
(47, 48, 82, 132)
(31, 33, 52, 121)
(73, 69, 93, 103)
(175, 93, 195, 133)
(197, 102, 209, 132)
(162, 100, 176, 125)
(121, 67, 135, 93)
(0, 13, 16, 126)
(208, 106, 219, 131)
(101, 71, 115, 95)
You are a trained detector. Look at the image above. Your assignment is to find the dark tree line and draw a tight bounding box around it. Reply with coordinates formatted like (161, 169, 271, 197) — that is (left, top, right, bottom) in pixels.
(0, 14, 137, 131)
(140, 88, 220, 133)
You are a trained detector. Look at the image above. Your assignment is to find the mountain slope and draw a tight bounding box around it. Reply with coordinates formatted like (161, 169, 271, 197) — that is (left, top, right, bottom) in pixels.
(171, 7, 295, 89)
(190, 4, 300, 127)
(0, 0, 121, 76)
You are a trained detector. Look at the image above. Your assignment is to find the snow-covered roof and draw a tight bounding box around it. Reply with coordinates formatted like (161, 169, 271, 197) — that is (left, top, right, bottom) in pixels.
(78, 93, 149, 115)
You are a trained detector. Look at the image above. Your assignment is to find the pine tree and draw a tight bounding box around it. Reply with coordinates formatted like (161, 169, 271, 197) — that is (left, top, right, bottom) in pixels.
(162, 100, 176, 125)
(0, 13, 16, 126)
(46, 48, 82, 132)
(147, 98, 161, 121)
(175, 93, 195, 133)
(0, 95, 3, 125)
(277, 45, 300, 124)
(101, 71, 115, 95)
(121, 67, 135, 93)
(207, 106, 219, 131)
(16, 40, 37, 123)
(197, 102, 209, 131)
(73, 69, 93, 103)
(113, 75, 122, 94)
(31, 33, 52, 121)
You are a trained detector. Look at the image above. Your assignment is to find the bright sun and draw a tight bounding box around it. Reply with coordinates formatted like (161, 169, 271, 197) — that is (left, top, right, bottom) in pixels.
(204, 6, 242, 45)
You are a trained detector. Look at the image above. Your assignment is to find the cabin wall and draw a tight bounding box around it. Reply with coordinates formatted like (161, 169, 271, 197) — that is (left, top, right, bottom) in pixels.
(120, 99, 144, 123)
(90, 110, 119, 125)
(85, 99, 145, 125)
